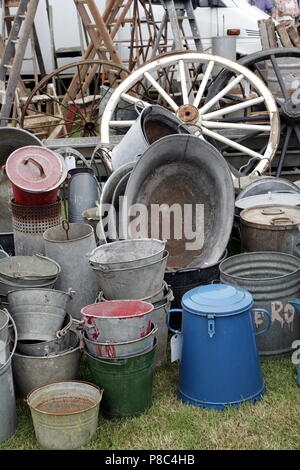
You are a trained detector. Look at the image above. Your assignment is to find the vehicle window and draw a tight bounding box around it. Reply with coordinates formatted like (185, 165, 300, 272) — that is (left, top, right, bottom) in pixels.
(197, 0, 227, 7)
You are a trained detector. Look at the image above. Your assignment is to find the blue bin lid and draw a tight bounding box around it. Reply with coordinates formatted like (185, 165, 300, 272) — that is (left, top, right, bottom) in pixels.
(182, 284, 253, 315)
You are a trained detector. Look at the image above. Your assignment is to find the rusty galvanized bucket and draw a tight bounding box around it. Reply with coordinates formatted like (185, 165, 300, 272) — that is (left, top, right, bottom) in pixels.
(220, 251, 300, 359)
(26, 381, 103, 449)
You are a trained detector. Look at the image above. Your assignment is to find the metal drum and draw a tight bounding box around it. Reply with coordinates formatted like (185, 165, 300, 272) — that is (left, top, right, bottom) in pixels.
(220, 252, 300, 359)
(167, 284, 271, 410)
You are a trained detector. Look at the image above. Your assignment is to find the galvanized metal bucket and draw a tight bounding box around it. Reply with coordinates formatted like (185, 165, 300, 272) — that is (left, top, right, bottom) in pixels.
(16, 328, 78, 358)
(220, 252, 300, 359)
(89, 238, 166, 270)
(68, 169, 101, 223)
(90, 250, 169, 300)
(85, 340, 156, 419)
(0, 254, 61, 297)
(81, 300, 154, 343)
(43, 223, 98, 320)
(8, 288, 73, 341)
(82, 207, 100, 243)
(96, 280, 169, 305)
(0, 313, 17, 444)
(83, 323, 157, 359)
(12, 340, 82, 398)
(0, 308, 9, 344)
(26, 381, 103, 450)
(110, 104, 191, 171)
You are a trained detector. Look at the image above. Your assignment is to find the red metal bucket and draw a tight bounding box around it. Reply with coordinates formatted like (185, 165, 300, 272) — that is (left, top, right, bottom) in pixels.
(81, 300, 154, 343)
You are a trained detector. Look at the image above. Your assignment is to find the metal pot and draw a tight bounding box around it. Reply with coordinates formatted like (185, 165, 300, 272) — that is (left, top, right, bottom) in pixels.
(240, 205, 300, 254)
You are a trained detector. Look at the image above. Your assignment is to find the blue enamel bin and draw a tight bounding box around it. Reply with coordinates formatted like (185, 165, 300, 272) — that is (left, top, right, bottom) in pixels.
(167, 284, 271, 410)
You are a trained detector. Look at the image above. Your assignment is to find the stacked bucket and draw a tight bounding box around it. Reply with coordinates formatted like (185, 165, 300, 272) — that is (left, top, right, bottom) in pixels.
(83, 238, 171, 418)
(7, 288, 81, 398)
(5, 146, 67, 256)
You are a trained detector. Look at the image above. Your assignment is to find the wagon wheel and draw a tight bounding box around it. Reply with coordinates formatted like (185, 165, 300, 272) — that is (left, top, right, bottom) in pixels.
(100, 51, 280, 178)
(207, 48, 300, 177)
(20, 60, 130, 140)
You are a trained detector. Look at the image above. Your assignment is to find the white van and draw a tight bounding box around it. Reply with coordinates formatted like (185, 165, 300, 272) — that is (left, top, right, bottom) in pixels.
(1, 0, 268, 75)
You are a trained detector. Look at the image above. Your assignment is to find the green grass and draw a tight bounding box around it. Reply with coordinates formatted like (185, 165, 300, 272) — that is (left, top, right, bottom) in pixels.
(1, 356, 299, 450)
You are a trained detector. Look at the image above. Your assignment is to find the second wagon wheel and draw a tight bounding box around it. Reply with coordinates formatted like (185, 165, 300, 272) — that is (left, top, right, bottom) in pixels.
(207, 48, 300, 177)
(100, 51, 280, 178)
(20, 60, 130, 140)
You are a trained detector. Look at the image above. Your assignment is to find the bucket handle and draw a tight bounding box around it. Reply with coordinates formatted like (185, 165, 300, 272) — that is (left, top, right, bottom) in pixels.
(0, 309, 17, 370)
(253, 308, 271, 336)
(166, 309, 182, 335)
(23, 157, 46, 177)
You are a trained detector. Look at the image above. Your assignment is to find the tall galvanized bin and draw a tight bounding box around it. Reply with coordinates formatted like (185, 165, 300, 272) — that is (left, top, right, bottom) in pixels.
(43, 223, 98, 320)
(167, 284, 270, 410)
(220, 252, 300, 359)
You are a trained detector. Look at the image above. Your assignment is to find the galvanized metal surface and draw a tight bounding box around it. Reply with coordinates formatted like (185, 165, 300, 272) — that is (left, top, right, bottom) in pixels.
(0, 254, 60, 297)
(12, 342, 82, 398)
(0, 313, 17, 444)
(89, 239, 166, 270)
(235, 193, 300, 211)
(220, 252, 300, 358)
(83, 323, 157, 359)
(27, 381, 102, 450)
(110, 105, 191, 171)
(81, 300, 154, 343)
(68, 169, 101, 223)
(90, 250, 169, 301)
(0, 308, 9, 344)
(85, 342, 156, 419)
(11, 198, 61, 256)
(16, 329, 78, 358)
(43, 223, 98, 320)
(236, 177, 300, 201)
(82, 207, 100, 243)
(124, 134, 234, 269)
(240, 205, 300, 254)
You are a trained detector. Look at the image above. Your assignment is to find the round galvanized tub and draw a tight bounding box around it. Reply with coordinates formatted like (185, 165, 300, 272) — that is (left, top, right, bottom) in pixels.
(98, 162, 135, 243)
(81, 300, 153, 343)
(220, 252, 300, 359)
(43, 223, 98, 320)
(111, 104, 191, 171)
(83, 323, 157, 359)
(26, 381, 103, 450)
(124, 134, 234, 270)
(7, 288, 73, 341)
(0, 254, 60, 297)
(240, 205, 300, 254)
(85, 340, 156, 419)
(16, 328, 78, 358)
(0, 313, 17, 444)
(90, 250, 169, 300)
(12, 341, 82, 398)
(89, 238, 166, 269)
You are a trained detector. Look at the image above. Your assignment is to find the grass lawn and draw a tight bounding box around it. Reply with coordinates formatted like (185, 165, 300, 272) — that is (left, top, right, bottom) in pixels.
(1, 355, 299, 451)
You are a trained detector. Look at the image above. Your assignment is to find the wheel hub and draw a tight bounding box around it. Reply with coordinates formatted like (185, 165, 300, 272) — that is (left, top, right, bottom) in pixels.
(176, 104, 200, 124)
(84, 121, 96, 132)
(280, 98, 300, 125)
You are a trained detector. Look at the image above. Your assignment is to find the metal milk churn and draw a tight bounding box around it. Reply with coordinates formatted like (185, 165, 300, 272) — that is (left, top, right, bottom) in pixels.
(167, 284, 271, 410)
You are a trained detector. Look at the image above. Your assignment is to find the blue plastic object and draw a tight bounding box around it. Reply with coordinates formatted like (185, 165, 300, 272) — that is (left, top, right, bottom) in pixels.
(167, 284, 271, 410)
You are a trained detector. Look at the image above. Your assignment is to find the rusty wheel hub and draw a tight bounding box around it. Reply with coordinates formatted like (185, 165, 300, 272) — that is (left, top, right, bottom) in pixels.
(176, 104, 200, 124)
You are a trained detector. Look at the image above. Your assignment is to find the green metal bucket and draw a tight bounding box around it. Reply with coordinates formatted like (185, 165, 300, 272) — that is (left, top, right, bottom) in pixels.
(85, 341, 156, 419)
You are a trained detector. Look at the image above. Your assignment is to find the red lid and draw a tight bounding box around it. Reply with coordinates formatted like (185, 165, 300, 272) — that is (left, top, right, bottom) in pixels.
(5, 146, 67, 193)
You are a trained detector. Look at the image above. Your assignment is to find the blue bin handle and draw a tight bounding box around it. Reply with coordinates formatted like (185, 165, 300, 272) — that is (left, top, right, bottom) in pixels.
(253, 308, 272, 336)
(166, 309, 182, 335)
